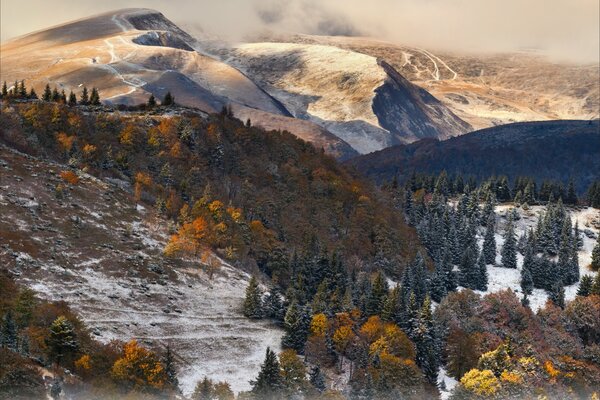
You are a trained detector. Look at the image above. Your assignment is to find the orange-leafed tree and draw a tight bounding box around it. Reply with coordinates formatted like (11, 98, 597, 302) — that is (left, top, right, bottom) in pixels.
(111, 340, 167, 392)
(60, 170, 79, 185)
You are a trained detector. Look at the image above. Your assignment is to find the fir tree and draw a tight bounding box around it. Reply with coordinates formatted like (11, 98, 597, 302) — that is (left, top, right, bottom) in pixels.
(51, 87, 60, 102)
(68, 91, 77, 107)
(566, 179, 578, 205)
(1, 81, 7, 98)
(90, 87, 100, 105)
(29, 87, 38, 99)
(243, 276, 263, 319)
(1, 311, 17, 351)
(548, 281, 565, 309)
(476, 254, 488, 291)
(43, 84, 52, 102)
(414, 296, 438, 384)
(12, 80, 18, 97)
(60, 89, 67, 104)
(46, 316, 78, 366)
(501, 213, 517, 268)
(577, 275, 593, 297)
(147, 94, 157, 107)
(591, 273, 600, 295)
(18, 80, 27, 97)
(520, 267, 533, 296)
(309, 365, 326, 392)
(163, 91, 174, 106)
(592, 233, 600, 271)
(483, 213, 496, 265)
(80, 86, 89, 105)
(459, 246, 478, 289)
(281, 301, 310, 353)
(263, 286, 285, 323)
(163, 345, 179, 389)
(366, 271, 388, 316)
(251, 347, 283, 400)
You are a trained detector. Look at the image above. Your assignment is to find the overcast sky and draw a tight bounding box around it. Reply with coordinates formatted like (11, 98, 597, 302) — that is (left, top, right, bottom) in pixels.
(1, 0, 598, 63)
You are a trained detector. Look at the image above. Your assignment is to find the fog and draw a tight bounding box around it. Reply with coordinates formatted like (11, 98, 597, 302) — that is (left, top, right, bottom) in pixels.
(1, 0, 598, 63)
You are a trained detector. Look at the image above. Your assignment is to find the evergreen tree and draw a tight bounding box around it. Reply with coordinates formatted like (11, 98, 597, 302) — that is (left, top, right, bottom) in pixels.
(476, 254, 488, 291)
(163, 91, 174, 106)
(592, 234, 600, 271)
(281, 301, 310, 353)
(80, 86, 89, 105)
(309, 365, 326, 392)
(548, 281, 565, 309)
(147, 94, 157, 107)
(251, 347, 283, 400)
(520, 267, 533, 296)
(366, 271, 388, 316)
(577, 275, 593, 297)
(43, 84, 52, 101)
(243, 276, 263, 319)
(90, 87, 101, 105)
(459, 246, 478, 289)
(46, 316, 78, 366)
(591, 273, 600, 295)
(566, 179, 578, 205)
(18, 80, 27, 97)
(12, 80, 18, 97)
(68, 91, 77, 106)
(163, 345, 179, 389)
(1, 81, 7, 98)
(29, 87, 38, 99)
(60, 89, 67, 104)
(501, 213, 517, 268)
(483, 213, 496, 265)
(1, 311, 17, 351)
(413, 296, 438, 384)
(51, 87, 60, 102)
(263, 286, 285, 323)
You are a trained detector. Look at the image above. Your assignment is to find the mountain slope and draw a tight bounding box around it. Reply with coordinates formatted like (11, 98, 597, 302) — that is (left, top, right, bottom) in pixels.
(0, 8, 357, 159)
(348, 120, 600, 191)
(259, 34, 600, 130)
(222, 42, 471, 153)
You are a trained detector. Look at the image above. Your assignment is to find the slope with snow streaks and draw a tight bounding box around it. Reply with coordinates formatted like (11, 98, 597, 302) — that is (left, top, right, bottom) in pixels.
(225, 42, 471, 154)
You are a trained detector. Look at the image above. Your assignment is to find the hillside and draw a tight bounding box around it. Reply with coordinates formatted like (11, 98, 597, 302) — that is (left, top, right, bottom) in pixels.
(0, 8, 356, 159)
(220, 42, 471, 153)
(261, 34, 600, 130)
(348, 120, 600, 191)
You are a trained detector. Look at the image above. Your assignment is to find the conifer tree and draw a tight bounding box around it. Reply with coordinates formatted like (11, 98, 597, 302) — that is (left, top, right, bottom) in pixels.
(68, 91, 77, 107)
(566, 179, 578, 205)
(251, 347, 283, 400)
(592, 233, 600, 271)
(381, 286, 400, 321)
(243, 276, 263, 319)
(414, 296, 438, 384)
(46, 316, 78, 366)
(18, 80, 27, 97)
(366, 271, 388, 316)
(282, 301, 310, 353)
(520, 267, 533, 296)
(577, 275, 593, 297)
(459, 246, 478, 289)
(263, 286, 285, 323)
(43, 84, 52, 101)
(60, 89, 67, 104)
(309, 365, 326, 392)
(51, 87, 60, 102)
(476, 254, 488, 291)
(29, 87, 38, 99)
(163, 345, 179, 389)
(12, 80, 18, 97)
(80, 86, 89, 105)
(1, 311, 17, 351)
(1, 81, 7, 98)
(163, 91, 174, 106)
(591, 273, 600, 295)
(548, 281, 565, 309)
(483, 213, 496, 265)
(90, 87, 101, 105)
(147, 94, 157, 107)
(501, 213, 517, 268)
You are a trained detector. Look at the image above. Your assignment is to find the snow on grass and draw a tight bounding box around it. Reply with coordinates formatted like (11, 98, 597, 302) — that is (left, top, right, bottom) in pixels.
(438, 367, 458, 400)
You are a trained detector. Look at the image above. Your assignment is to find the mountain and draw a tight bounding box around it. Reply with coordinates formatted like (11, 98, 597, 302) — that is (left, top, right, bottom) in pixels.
(0, 8, 471, 156)
(217, 42, 471, 153)
(0, 8, 357, 159)
(347, 120, 600, 191)
(257, 34, 600, 131)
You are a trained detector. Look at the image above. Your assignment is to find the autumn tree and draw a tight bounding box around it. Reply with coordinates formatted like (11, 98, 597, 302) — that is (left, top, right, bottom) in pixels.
(111, 340, 167, 392)
(46, 316, 78, 366)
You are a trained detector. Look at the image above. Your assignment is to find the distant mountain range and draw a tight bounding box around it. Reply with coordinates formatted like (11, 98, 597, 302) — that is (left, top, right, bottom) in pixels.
(347, 120, 600, 192)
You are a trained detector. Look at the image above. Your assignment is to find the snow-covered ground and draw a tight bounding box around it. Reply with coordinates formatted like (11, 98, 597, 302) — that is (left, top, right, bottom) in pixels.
(438, 367, 458, 400)
(468, 205, 599, 312)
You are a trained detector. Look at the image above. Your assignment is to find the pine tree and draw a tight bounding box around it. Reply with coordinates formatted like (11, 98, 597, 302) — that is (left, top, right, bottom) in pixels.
(548, 281, 565, 309)
(43, 84, 52, 101)
(29, 87, 38, 99)
(90, 87, 101, 105)
(1, 81, 7, 98)
(243, 276, 263, 319)
(577, 275, 593, 297)
(592, 234, 600, 271)
(501, 213, 517, 268)
(163, 345, 179, 389)
(309, 365, 326, 392)
(68, 91, 77, 106)
(1, 311, 17, 351)
(147, 94, 157, 107)
(80, 86, 89, 105)
(163, 91, 174, 106)
(590, 273, 600, 295)
(51, 87, 60, 102)
(366, 271, 388, 316)
(46, 316, 78, 366)
(566, 179, 578, 205)
(483, 213, 496, 265)
(282, 301, 310, 353)
(18, 80, 27, 97)
(60, 89, 67, 104)
(414, 296, 438, 384)
(263, 286, 285, 323)
(459, 246, 478, 289)
(520, 267, 533, 296)
(12, 80, 18, 97)
(476, 254, 488, 291)
(251, 347, 283, 400)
